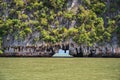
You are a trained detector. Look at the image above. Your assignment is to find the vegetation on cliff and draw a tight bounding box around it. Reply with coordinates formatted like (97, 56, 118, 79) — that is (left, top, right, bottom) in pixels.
(0, 0, 120, 53)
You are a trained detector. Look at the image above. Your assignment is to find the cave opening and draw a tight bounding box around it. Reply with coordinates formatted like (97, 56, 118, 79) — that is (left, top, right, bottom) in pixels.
(53, 49, 72, 57)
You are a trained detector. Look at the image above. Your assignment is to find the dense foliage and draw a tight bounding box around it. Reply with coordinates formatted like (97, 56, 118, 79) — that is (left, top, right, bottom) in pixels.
(0, 0, 120, 53)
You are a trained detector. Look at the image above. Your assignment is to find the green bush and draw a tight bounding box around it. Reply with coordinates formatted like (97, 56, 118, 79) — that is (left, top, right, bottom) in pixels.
(0, 50, 3, 54)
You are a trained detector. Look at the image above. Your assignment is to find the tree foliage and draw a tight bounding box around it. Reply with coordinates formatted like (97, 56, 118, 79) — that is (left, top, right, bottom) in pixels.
(0, 0, 119, 48)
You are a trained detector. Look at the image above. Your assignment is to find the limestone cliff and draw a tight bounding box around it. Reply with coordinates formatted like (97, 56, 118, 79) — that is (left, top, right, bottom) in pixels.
(0, 0, 120, 57)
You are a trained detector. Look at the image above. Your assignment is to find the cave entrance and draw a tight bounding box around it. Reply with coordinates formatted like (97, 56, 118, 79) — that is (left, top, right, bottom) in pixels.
(53, 49, 72, 57)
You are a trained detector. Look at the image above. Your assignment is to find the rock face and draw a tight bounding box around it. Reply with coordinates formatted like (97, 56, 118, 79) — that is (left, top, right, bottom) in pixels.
(1, 44, 60, 57)
(1, 42, 120, 57)
(69, 43, 120, 57)
(0, 0, 120, 57)
(0, 43, 62, 57)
